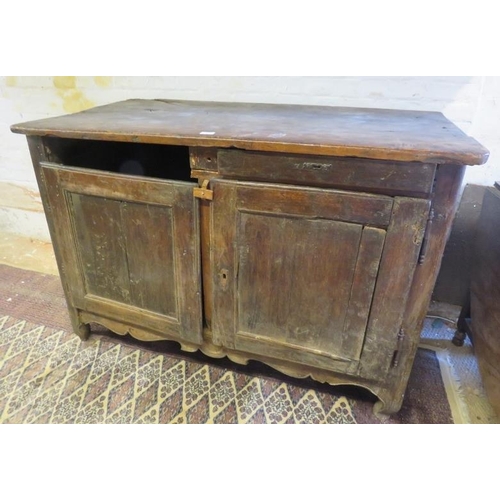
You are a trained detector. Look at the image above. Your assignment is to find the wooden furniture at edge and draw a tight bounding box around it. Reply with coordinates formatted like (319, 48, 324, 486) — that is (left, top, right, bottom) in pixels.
(11, 100, 489, 417)
(471, 184, 500, 416)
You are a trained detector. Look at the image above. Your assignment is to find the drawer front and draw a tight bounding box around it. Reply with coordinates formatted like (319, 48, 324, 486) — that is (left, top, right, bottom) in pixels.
(218, 150, 436, 198)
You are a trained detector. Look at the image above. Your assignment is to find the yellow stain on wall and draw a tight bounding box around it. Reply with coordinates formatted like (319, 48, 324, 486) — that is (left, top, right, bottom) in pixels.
(61, 89, 95, 113)
(94, 76, 112, 87)
(53, 76, 94, 113)
(5, 76, 17, 86)
(53, 76, 76, 89)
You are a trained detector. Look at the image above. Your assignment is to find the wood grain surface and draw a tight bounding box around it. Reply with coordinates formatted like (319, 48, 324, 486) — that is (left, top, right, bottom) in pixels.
(211, 179, 400, 373)
(471, 186, 500, 416)
(218, 150, 437, 198)
(12, 99, 488, 165)
(16, 102, 487, 417)
(39, 162, 203, 345)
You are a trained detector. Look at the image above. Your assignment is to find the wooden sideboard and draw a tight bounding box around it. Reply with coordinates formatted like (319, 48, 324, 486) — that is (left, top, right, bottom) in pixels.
(11, 99, 488, 417)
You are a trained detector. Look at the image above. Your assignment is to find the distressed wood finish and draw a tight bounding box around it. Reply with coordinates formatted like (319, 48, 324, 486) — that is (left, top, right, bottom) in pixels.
(374, 165, 466, 416)
(70, 193, 133, 304)
(190, 147, 219, 173)
(235, 213, 362, 367)
(471, 186, 500, 416)
(359, 197, 431, 380)
(234, 181, 394, 227)
(211, 179, 431, 377)
(27, 137, 90, 340)
(14, 99, 488, 417)
(40, 162, 203, 344)
(121, 201, 176, 316)
(218, 150, 437, 198)
(341, 227, 386, 359)
(12, 99, 488, 165)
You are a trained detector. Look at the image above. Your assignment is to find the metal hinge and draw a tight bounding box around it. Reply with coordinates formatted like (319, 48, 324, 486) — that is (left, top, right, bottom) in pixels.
(418, 208, 435, 265)
(391, 328, 405, 368)
(193, 179, 213, 200)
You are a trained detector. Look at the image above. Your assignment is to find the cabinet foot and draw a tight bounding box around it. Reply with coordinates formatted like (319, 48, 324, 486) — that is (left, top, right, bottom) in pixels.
(75, 322, 91, 341)
(452, 330, 466, 347)
(69, 310, 90, 341)
(373, 395, 403, 421)
(76, 323, 90, 340)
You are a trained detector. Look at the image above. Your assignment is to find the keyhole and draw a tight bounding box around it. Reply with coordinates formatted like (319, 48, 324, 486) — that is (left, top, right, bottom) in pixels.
(304, 162, 330, 170)
(219, 269, 229, 290)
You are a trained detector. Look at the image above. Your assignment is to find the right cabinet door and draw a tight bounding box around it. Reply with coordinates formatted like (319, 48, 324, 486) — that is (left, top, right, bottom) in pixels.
(211, 180, 430, 378)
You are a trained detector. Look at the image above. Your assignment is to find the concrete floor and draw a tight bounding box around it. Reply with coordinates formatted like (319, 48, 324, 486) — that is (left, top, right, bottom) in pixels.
(0, 233, 58, 276)
(0, 231, 497, 423)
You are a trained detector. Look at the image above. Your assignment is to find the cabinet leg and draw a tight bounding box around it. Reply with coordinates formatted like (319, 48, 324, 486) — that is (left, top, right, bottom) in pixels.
(68, 309, 90, 341)
(453, 300, 471, 347)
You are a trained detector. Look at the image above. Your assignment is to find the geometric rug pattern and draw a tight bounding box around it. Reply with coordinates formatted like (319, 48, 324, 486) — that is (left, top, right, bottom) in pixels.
(0, 316, 356, 424)
(0, 264, 456, 424)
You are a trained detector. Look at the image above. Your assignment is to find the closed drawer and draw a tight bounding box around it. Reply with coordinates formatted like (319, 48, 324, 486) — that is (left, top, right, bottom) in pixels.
(218, 150, 436, 198)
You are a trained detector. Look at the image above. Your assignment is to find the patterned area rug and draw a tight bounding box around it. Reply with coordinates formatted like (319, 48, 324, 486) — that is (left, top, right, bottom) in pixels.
(0, 264, 453, 424)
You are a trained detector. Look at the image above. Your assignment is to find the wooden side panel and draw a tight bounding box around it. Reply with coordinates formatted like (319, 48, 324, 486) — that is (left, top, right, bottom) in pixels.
(359, 197, 430, 378)
(374, 165, 466, 415)
(27, 136, 90, 339)
(432, 184, 487, 306)
(219, 150, 436, 198)
(342, 227, 386, 359)
(121, 202, 177, 318)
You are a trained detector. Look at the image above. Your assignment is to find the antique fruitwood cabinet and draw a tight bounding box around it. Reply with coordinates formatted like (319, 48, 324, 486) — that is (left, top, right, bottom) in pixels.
(11, 100, 488, 416)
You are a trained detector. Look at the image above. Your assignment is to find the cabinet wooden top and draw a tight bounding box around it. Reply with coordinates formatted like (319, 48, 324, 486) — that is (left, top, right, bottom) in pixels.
(11, 99, 489, 165)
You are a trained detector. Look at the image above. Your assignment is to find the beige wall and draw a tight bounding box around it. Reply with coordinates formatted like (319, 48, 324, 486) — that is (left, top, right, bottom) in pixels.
(1, 76, 498, 240)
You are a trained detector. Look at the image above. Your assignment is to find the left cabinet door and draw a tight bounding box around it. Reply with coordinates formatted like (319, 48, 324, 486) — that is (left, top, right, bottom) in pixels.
(40, 162, 203, 345)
